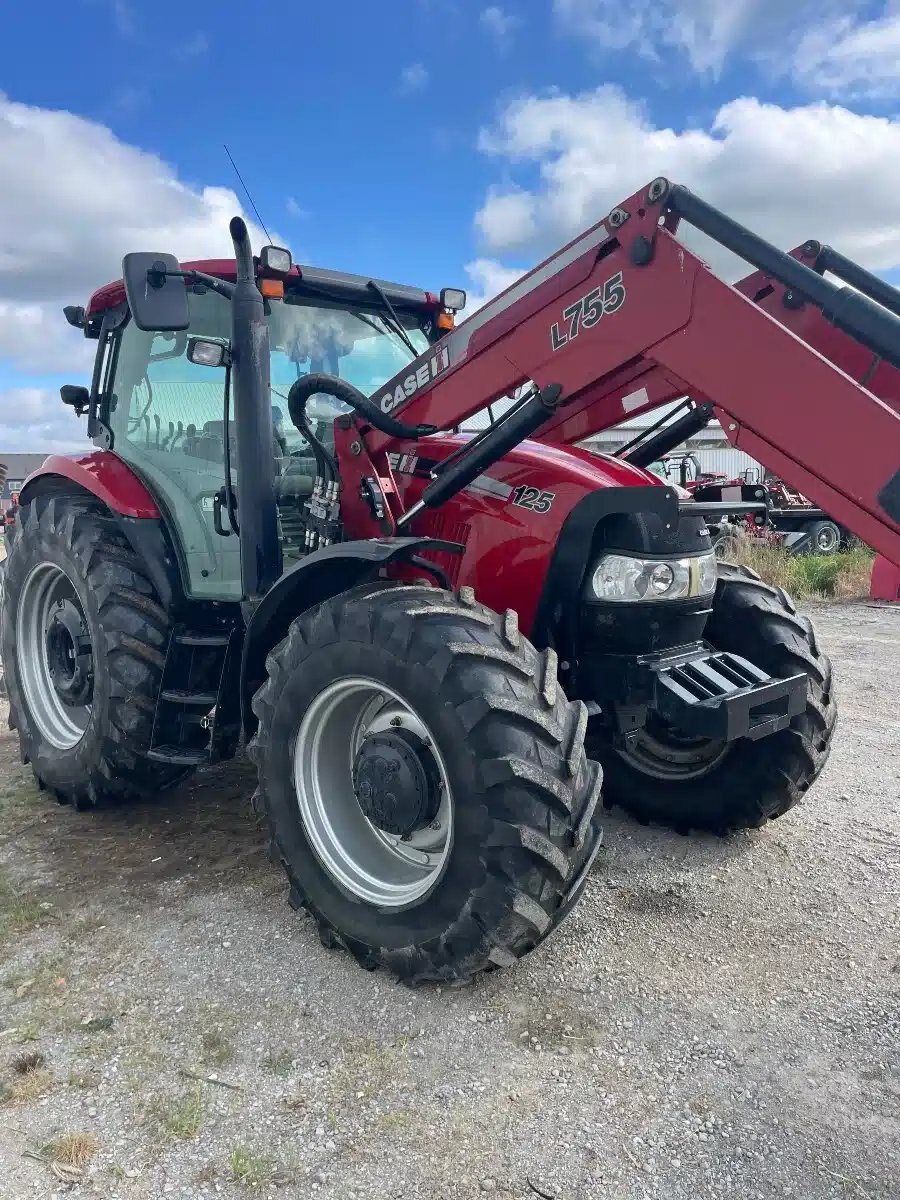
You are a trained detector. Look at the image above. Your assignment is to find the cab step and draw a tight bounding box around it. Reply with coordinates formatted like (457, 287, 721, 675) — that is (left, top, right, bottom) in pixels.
(149, 624, 240, 768)
(160, 689, 218, 707)
(147, 745, 211, 767)
(175, 632, 231, 648)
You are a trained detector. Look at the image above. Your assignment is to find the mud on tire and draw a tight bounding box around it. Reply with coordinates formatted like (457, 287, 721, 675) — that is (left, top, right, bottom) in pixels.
(2, 497, 191, 807)
(591, 562, 837, 834)
(248, 583, 604, 985)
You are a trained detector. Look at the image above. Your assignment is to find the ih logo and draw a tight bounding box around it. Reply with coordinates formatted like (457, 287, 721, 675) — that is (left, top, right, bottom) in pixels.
(550, 271, 626, 352)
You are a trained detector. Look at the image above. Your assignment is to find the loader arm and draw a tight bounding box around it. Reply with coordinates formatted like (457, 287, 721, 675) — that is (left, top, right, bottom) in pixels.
(735, 243, 900, 416)
(350, 179, 900, 564)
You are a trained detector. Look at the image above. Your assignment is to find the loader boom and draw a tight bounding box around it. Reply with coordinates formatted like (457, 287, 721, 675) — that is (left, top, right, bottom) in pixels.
(735, 242, 900, 417)
(347, 179, 900, 564)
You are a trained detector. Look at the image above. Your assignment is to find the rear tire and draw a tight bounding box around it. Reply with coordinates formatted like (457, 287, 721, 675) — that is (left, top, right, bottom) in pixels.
(590, 563, 836, 834)
(249, 583, 604, 984)
(807, 519, 841, 555)
(711, 527, 745, 561)
(2, 497, 191, 807)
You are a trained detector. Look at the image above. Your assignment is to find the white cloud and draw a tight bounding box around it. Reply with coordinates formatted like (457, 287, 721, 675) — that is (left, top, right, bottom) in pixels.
(0, 92, 269, 445)
(791, 12, 900, 98)
(552, 0, 858, 76)
(399, 64, 429, 94)
(474, 188, 537, 251)
(286, 196, 309, 219)
(475, 87, 900, 280)
(109, 0, 137, 38)
(0, 302, 94, 375)
(177, 32, 209, 59)
(463, 258, 526, 312)
(480, 6, 517, 45)
(0, 389, 87, 453)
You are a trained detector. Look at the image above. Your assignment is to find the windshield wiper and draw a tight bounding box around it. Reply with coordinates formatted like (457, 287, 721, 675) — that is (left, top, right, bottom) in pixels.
(366, 280, 418, 357)
(283, 278, 421, 361)
(350, 309, 417, 360)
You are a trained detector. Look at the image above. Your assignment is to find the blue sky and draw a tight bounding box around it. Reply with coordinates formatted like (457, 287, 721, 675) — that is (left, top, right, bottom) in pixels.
(1, 0, 899, 449)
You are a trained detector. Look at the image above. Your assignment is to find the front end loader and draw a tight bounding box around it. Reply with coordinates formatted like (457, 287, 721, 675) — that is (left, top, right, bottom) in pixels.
(2, 179, 897, 983)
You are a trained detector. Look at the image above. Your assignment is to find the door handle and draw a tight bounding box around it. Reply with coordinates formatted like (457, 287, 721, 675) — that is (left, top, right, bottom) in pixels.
(213, 487, 231, 537)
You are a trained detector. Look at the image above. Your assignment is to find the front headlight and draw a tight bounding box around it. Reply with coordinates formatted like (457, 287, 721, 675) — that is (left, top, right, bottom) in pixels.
(589, 552, 718, 602)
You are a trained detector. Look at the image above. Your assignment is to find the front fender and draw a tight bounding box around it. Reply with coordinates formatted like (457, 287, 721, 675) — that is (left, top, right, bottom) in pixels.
(240, 536, 461, 736)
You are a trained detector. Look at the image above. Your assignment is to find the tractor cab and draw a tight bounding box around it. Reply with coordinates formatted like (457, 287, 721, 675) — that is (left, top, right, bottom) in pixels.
(79, 248, 453, 599)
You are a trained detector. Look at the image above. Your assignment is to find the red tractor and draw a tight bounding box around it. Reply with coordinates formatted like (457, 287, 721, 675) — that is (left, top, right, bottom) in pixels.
(3, 180, 898, 984)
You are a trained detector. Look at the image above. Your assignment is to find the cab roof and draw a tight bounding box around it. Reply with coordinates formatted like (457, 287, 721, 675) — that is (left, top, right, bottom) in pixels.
(86, 259, 439, 320)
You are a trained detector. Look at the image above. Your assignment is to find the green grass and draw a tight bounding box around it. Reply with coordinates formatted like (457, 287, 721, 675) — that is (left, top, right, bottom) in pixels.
(150, 1084, 204, 1140)
(0, 869, 50, 942)
(200, 1030, 235, 1067)
(261, 1049, 294, 1077)
(731, 544, 874, 600)
(229, 1144, 274, 1188)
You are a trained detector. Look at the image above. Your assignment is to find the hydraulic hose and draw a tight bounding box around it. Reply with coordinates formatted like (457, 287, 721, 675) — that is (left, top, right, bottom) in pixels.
(286, 373, 437, 442)
(294, 405, 336, 484)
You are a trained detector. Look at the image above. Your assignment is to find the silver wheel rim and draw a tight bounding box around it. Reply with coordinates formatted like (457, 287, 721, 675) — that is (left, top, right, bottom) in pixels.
(815, 525, 839, 553)
(619, 721, 729, 781)
(16, 562, 92, 750)
(292, 677, 453, 907)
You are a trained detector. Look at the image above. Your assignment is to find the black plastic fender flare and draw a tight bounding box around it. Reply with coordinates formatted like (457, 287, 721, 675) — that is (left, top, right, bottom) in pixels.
(240, 536, 462, 736)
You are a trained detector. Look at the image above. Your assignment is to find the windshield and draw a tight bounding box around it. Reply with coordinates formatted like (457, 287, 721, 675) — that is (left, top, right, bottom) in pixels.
(114, 289, 432, 455)
(133, 290, 430, 402)
(267, 297, 430, 446)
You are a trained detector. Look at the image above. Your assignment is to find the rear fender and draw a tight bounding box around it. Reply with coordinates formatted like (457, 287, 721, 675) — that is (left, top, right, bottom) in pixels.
(240, 536, 462, 737)
(16, 458, 183, 610)
(20, 453, 161, 519)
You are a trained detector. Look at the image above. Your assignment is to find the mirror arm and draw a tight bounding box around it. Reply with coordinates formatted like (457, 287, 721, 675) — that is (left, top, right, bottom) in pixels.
(148, 268, 236, 302)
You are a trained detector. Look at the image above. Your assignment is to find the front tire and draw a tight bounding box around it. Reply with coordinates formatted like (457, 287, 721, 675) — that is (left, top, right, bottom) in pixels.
(2, 497, 191, 807)
(590, 563, 836, 834)
(249, 584, 603, 985)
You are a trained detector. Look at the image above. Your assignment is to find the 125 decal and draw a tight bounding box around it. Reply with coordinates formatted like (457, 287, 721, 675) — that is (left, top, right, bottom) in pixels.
(549, 271, 626, 352)
(511, 485, 555, 513)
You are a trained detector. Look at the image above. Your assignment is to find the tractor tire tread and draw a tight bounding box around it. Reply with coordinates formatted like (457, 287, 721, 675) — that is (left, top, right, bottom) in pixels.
(248, 582, 604, 985)
(2, 496, 190, 808)
(592, 561, 836, 834)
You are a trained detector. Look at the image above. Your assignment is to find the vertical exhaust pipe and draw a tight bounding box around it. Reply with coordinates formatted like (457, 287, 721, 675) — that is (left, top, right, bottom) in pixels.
(229, 217, 281, 599)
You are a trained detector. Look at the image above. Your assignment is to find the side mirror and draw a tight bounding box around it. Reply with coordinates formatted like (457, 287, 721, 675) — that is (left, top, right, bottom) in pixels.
(60, 384, 90, 415)
(187, 338, 228, 368)
(63, 305, 86, 329)
(123, 252, 190, 332)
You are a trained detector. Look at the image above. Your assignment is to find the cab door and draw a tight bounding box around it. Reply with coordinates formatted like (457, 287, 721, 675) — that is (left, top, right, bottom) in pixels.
(104, 291, 242, 601)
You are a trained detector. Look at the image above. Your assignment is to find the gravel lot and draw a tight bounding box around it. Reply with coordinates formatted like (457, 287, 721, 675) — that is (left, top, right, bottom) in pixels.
(0, 600, 897, 1200)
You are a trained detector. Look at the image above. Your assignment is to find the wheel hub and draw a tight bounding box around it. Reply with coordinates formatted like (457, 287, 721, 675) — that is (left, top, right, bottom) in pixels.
(292, 677, 454, 907)
(45, 598, 93, 707)
(353, 727, 442, 837)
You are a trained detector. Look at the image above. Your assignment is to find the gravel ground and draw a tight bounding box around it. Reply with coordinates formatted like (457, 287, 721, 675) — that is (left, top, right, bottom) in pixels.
(0, 600, 897, 1200)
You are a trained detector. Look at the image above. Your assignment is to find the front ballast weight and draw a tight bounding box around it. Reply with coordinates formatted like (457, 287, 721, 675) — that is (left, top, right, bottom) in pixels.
(626, 645, 806, 744)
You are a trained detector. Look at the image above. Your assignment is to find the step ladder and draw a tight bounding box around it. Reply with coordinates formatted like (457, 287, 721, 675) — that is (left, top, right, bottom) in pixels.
(147, 626, 241, 767)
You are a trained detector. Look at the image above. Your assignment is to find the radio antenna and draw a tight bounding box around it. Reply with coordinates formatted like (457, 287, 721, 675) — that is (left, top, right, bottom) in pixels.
(223, 143, 273, 244)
